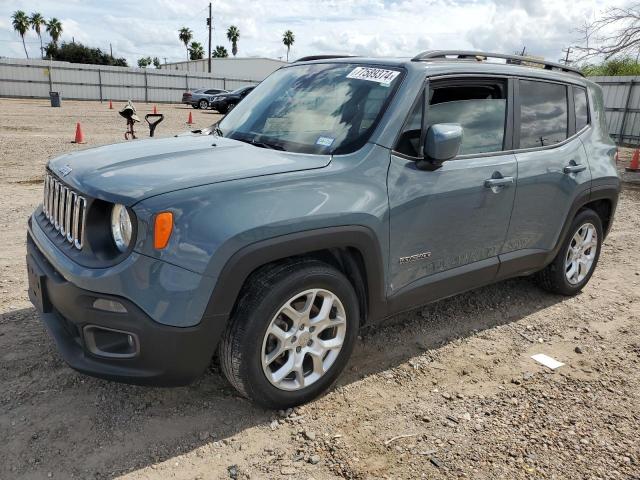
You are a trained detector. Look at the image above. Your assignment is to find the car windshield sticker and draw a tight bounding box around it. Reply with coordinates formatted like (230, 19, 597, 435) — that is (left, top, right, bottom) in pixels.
(347, 67, 400, 86)
(316, 136, 335, 147)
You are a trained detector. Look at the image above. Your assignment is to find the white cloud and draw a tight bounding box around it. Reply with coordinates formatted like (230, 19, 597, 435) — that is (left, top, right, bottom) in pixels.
(0, 0, 629, 65)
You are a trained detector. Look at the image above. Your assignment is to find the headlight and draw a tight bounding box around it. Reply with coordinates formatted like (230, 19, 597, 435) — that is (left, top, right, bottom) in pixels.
(110, 204, 133, 252)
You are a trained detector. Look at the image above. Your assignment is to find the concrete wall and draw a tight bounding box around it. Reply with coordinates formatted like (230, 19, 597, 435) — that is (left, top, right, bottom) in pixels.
(0, 58, 261, 103)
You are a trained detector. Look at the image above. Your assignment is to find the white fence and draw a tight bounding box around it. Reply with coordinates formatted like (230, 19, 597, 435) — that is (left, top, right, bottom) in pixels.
(0, 58, 259, 103)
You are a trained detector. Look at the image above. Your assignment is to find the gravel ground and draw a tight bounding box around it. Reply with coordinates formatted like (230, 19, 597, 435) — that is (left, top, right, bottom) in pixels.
(0, 98, 639, 480)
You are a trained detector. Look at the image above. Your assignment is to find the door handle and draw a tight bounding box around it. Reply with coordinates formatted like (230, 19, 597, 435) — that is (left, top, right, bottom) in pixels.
(563, 163, 587, 174)
(484, 177, 514, 188)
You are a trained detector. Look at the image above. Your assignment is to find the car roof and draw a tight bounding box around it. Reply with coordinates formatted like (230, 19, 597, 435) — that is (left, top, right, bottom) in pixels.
(291, 54, 590, 87)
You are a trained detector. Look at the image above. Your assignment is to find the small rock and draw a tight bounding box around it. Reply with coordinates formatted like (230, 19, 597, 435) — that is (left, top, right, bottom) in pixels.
(198, 431, 210, 441)
(269, 420, 279, 431)
(309, 454, 321, 465)
(523, 371, 534, 381)
(574, 346, 584, 354)
(303, 430, 316, 441)
(430, 456, 444, 468)
(227, 465, 238, 479)
(441, 392, 452, 400)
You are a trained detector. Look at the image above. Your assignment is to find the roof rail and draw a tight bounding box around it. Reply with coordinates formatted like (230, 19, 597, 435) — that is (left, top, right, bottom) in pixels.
(294, 55, 356, 63)
(412, 50, 584, 77)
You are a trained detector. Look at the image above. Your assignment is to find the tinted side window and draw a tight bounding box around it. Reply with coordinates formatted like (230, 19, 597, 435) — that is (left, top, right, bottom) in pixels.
(427, 81, 507, 155)
(519, 80, 567, 149)
(574, 87, 589, 131)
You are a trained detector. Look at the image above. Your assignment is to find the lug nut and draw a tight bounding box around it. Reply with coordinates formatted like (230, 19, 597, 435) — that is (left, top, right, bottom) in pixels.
(309, 326, 316, 333)
(291, 336, 297, 343)
(300, 325, 305, 331)
(307, 340, 313, 346)
(296, 346, 302, 353)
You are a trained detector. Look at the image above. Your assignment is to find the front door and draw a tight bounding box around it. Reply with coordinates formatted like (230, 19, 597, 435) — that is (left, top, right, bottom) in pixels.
(388, 77, 517, 306)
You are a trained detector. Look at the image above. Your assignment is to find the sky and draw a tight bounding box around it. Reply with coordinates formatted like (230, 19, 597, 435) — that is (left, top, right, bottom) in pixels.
(0, 0, 629, 66)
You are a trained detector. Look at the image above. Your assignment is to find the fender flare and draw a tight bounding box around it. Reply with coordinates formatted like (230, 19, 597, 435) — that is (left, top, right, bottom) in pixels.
(546, 182, 620, 264)
(203, 226, 388, 324)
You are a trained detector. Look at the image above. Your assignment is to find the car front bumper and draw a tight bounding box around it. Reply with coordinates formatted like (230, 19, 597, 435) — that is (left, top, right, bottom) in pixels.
(26, 231, 225, 386)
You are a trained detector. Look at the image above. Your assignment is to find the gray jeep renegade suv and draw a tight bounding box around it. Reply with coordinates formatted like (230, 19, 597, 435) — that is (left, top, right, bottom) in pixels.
(27, 51, 620, 408)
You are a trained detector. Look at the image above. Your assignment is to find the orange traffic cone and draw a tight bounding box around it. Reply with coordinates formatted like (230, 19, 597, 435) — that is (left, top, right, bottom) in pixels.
(187, 111, 193, 125)
(627, 148, 640, 172)
(109, 100, 113, 110)
(153, 105, 158, 114)
(72, 122, 85, 144)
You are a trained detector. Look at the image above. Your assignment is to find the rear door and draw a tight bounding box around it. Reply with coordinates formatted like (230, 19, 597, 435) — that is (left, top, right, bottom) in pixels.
(502, 78, 591, 257)
(388, 76, 517, 300)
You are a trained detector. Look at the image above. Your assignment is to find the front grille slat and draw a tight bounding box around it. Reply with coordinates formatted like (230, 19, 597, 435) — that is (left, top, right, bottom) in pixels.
(42, 172, 87, 250)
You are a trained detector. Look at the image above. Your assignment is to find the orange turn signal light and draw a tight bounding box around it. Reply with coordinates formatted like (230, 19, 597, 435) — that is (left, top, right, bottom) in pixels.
(154, 212, 173, 249)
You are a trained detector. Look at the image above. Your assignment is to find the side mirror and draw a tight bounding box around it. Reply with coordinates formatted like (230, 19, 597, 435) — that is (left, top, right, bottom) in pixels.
(419, 123, 463, 170)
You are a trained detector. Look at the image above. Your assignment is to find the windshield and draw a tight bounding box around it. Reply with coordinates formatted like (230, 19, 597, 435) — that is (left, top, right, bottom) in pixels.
(216, 63, 403, 154)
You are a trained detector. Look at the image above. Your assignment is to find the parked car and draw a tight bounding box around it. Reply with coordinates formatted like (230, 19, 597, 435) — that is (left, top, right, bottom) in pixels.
(182, 88, 228, 109)
(209, 86, 255, 113)
(28, 51, 619, 409)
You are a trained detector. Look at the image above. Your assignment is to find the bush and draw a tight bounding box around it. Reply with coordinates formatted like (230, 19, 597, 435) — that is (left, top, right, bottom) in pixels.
(45, 42, 128, 67)
(582, 57, 640, 76)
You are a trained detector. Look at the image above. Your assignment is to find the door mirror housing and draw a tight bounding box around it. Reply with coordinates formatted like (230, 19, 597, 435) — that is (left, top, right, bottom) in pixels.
(419, 123, 463, 169)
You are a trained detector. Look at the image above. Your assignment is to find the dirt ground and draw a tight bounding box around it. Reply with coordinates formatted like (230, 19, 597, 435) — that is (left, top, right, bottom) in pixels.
(0, 98, 639, 480)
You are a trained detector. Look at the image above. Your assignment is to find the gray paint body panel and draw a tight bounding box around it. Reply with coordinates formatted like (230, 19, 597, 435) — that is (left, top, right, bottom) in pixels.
(32, 57, 619, 331)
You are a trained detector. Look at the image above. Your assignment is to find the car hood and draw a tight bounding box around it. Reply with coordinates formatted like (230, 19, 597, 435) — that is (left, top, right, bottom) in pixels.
(48, 135, 331, 205)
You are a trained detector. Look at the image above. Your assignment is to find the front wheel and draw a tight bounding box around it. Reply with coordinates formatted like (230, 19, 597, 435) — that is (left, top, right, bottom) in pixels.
(219, 260, 359, 409)
(535, 208, 603, 295)
(198, 99, 209, 110)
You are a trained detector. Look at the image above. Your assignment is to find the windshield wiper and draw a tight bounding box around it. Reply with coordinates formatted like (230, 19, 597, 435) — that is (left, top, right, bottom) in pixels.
(234, 137, 286, 151)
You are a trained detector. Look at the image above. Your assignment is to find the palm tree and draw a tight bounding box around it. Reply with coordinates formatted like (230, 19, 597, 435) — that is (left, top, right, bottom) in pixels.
(178, 27, 193, 61)
(189, 41, 205, 60)
(226, 25, 240, 57)
(213, 45, 229, 58)
(11, 11, 30, 58)
(46, 18, 63, 47)
(283, 30, 295, 62)
(30, 12, 46, 58)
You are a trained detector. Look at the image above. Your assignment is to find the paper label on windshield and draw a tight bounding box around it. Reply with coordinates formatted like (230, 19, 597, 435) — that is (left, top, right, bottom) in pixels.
(316, 136, 335, 147)
(347, 67, 400, 85)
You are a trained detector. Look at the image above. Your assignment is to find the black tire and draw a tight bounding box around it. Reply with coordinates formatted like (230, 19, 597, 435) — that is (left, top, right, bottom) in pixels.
(192, 103, 200, 109)
(198, 99, 209, 110)
(535, 208, 603, 296)
(219, 259, 359, 409)
(217, 105, 228, 115)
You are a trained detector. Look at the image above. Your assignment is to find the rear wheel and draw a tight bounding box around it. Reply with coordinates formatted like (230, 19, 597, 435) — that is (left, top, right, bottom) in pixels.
(219, 260, 359, 409)
(192, 103, 200, 109)
(198, 99, 209, 110)
(535, 209, 603, 296)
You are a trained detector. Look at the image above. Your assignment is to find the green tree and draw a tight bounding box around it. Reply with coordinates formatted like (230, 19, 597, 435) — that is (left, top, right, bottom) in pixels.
(582, 57, 640, 76)
(153, 56, 161, 68)
(11, 10, 30, 58)
(46, 18, 63, 47)
(137, 56, 152, 68)
(282, 30, 295, 62)
(189, 41, 205, 60)
(226, 25, 240, 57)
(178, 27, 193, 61)
(212, 45, 228, 58)
(47, 42, 127, 66)
(30, 12, 46, 59)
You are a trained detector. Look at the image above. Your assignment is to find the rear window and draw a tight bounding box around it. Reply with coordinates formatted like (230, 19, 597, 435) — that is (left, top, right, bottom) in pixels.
(518, 80, 568, 149)
(574, 87, 589, 131)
